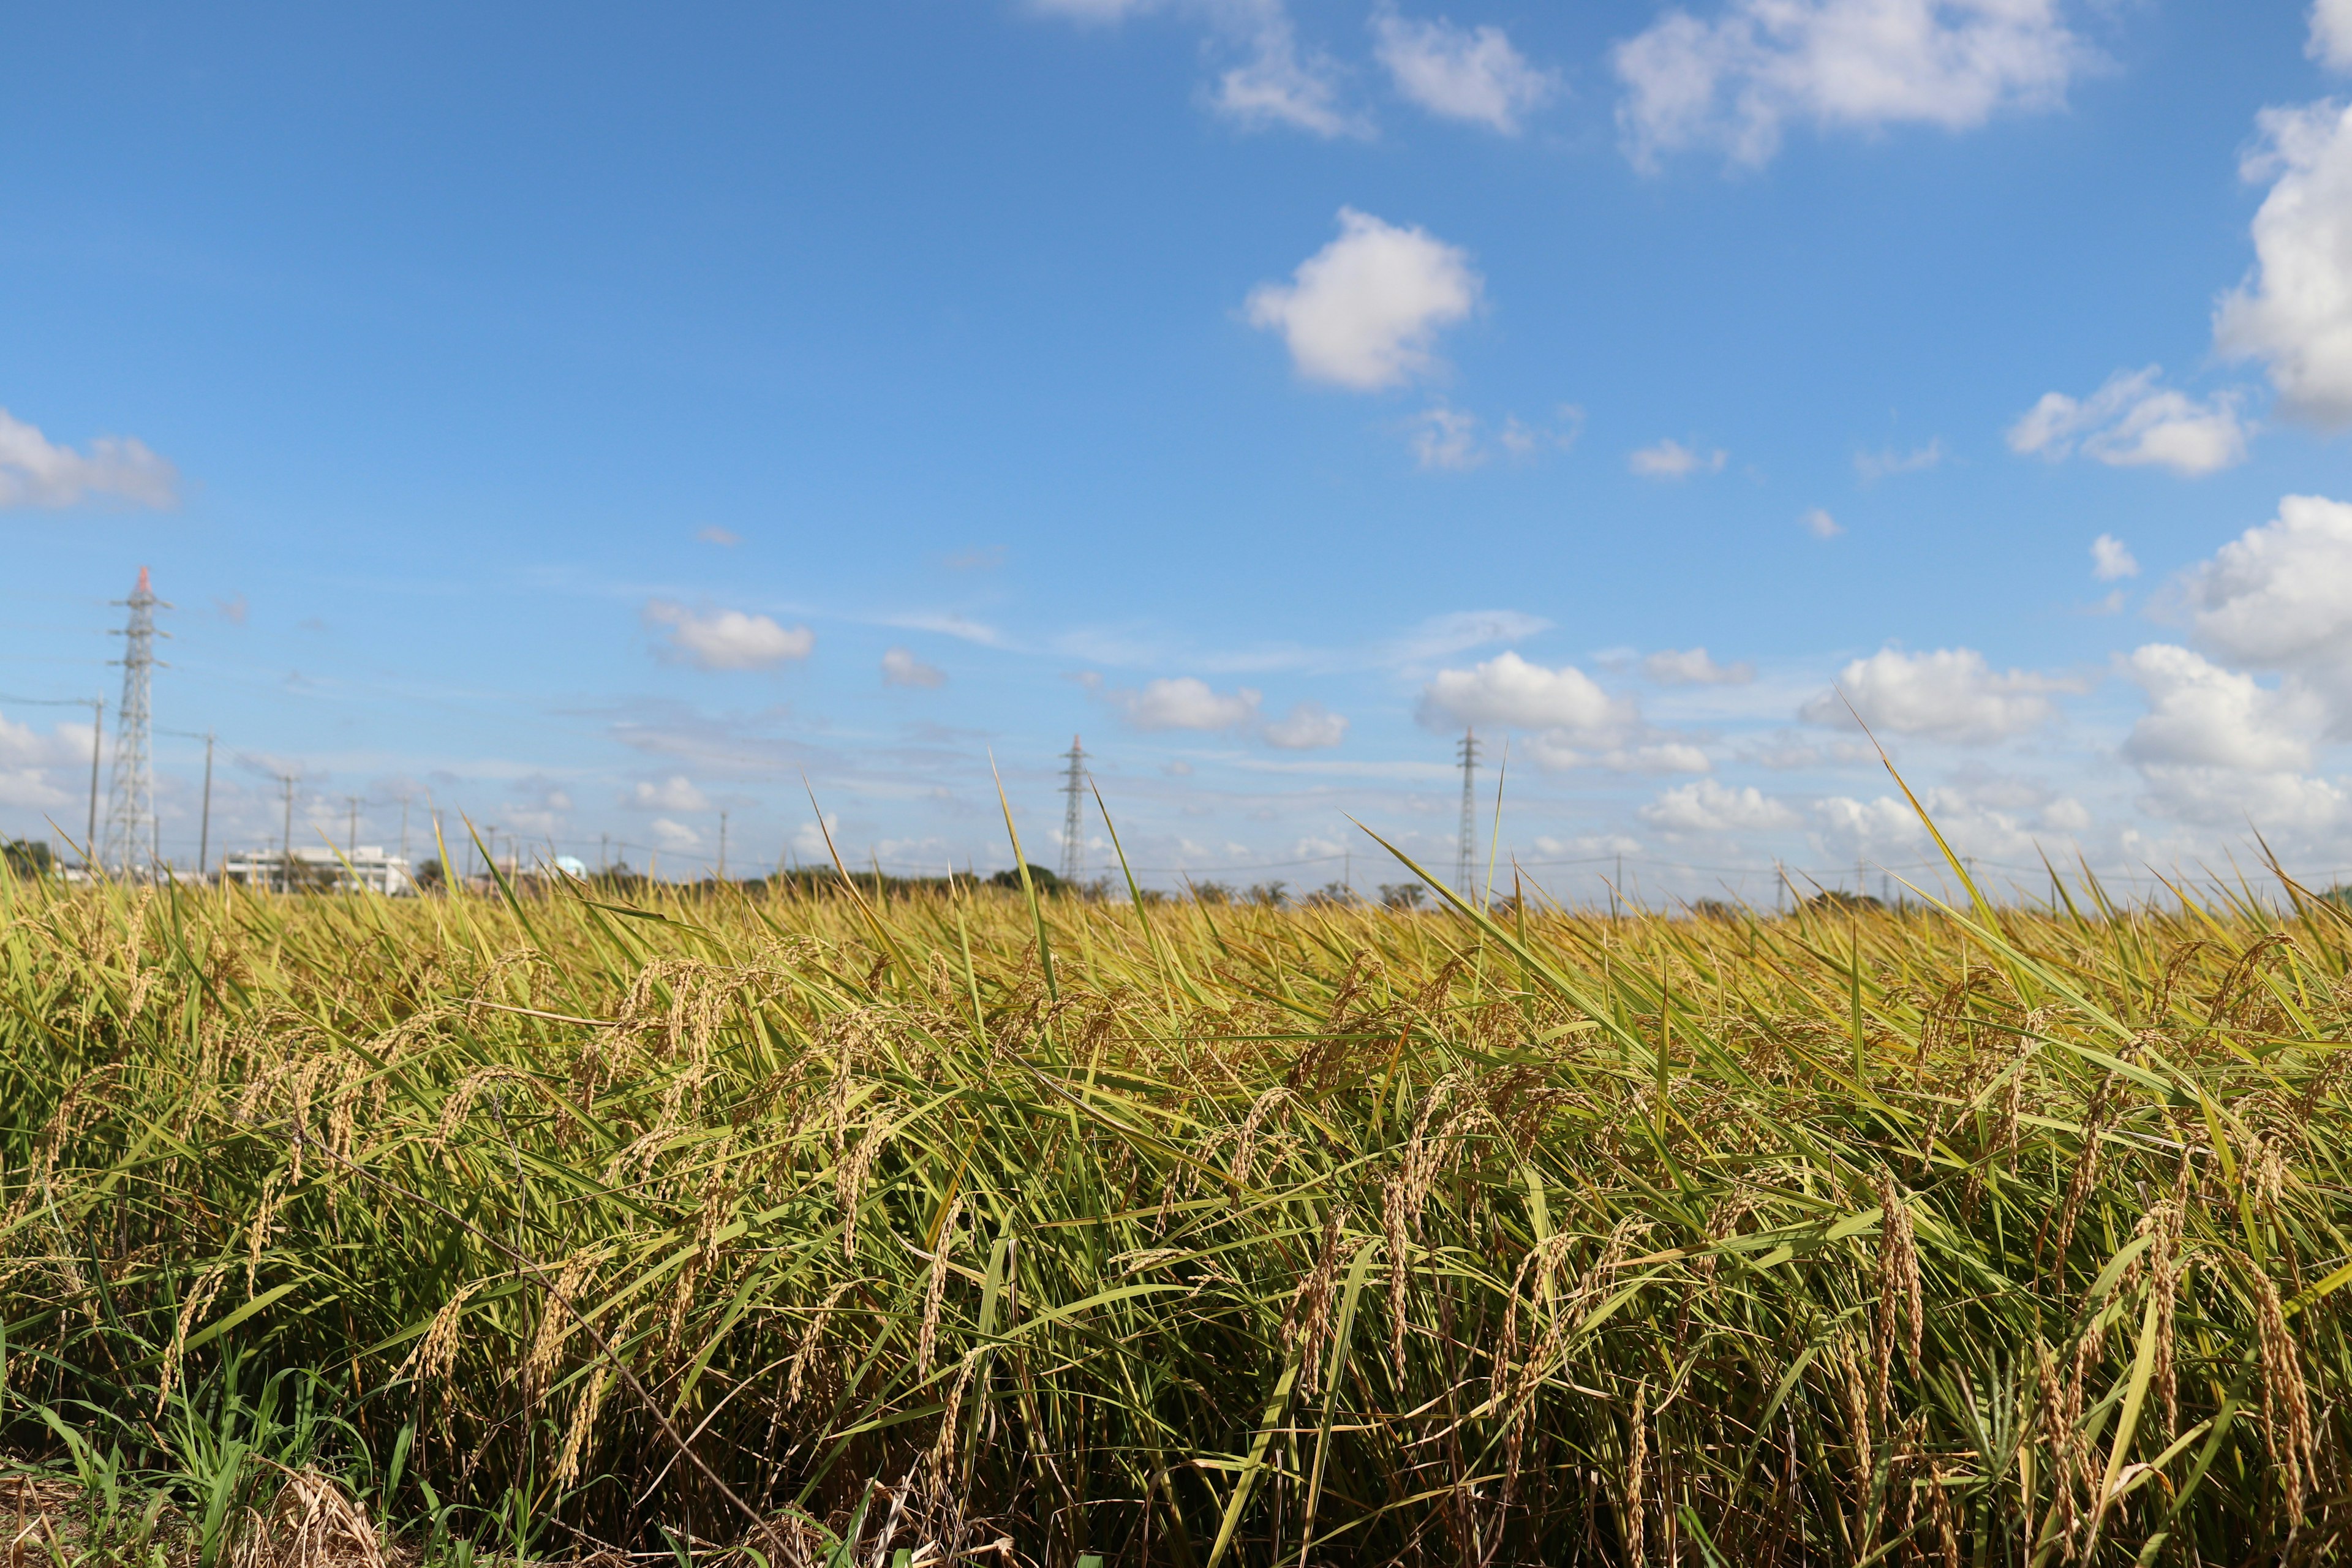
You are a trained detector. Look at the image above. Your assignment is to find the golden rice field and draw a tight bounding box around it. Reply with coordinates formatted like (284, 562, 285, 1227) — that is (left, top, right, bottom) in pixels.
(4, 839, 2352, 1566)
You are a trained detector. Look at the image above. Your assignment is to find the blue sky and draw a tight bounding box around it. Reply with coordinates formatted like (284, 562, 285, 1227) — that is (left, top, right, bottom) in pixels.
(7, 0, 2352, 902)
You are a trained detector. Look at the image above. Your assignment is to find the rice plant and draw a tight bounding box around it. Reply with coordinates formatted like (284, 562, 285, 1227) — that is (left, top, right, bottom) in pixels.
(5, 826, 2352, 1563)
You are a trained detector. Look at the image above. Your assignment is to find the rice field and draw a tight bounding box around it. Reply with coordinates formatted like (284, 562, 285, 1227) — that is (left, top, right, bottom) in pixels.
(4, 827, 2352, 1565)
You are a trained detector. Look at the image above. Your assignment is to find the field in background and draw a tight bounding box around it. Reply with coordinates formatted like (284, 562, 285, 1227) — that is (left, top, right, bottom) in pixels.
(4, 850, 2352, 1566)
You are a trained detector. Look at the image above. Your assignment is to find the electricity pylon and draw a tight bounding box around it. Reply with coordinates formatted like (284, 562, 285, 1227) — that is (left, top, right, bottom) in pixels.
(102, 567, 168, 876)
(1059, 735, 1087, 886)
(1454, 727, 1479, 900)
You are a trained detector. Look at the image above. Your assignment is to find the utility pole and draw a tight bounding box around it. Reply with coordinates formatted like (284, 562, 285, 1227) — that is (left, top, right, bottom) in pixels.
(398, 794, 410, 869)
(83, 697, 104, 873)
(600, 833, 610, 875)
(1454, 727, 1479, 899)
(279, 775, 296, 894)
(197, 731, 214, 881)
(718, 810, 729, 881)
(1058, 735, 1087, 886)
(347, 795, 360, 853)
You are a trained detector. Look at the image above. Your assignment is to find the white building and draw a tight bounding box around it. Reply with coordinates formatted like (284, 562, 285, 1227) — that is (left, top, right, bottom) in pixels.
(220, 844, 413, 895)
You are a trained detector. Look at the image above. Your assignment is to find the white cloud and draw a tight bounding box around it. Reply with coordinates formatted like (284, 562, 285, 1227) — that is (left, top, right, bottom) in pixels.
(881, 646, 948, 688)
(2179, 494, 2352, 725)
(1628, 438, 1727, 478)
(1261, 699, 1349, 748)
(650, 818, 704, 851)
(2315, 0, 2352, 72)
(793, 813, 843, 860)
(629, 775, 709, 812)
(1408, 403, 1579, 469)
(2091, 533, 2138, 581)
(1420, 651, 1704, 771)
(1105, 676, 1262, 731)
(1802, 507, 1843, 540)
(1405, 405, 1483, 470)
(2121, 644, 2316, 773)
(0, 712, 91, 769)
(643, 600, 815, 670)
(0, 769, 69, 809)
(696, 526, 741, 546)
(1030, 0, 1361, 136)
(1418, 650, 1624, 731)
(1640, 778, 1798, 834)
(1853, 439, 1945, 481)
(1533, 831, 1642, 858)
(1371, 7, 1557, 134)
(1643, 647, 1755, 685)
(2119, 646, 2342, 828)
(1246, 208, 1482, 390)
(1740, 729, 1876, 769)
(0, 409, 178, 510)
(2006, 367, 2250, 475)
(1612, 0, 2091, 170)
(1213, 2, 1362, 137)
(1803, 645, 2078, 743)
(1531, 737, 1712, 774)
(2217, 100, 2352, 427)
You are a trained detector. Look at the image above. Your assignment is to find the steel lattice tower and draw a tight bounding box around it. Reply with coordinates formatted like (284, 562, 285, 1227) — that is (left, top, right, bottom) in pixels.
(102, 566, 168, 876)
(1454, 726, 1479, 899)
(1058, 735, 1087, 886)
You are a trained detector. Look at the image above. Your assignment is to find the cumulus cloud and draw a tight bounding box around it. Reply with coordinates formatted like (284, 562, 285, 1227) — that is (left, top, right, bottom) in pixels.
(1246, 209, 1482, 390)
(1419, 651, 1624, 731)
(2166, 494, 2352, 741)
(1628, 438, 1727, 478)
(643, 600, 814, 670)
(1104, 676, 1262, 731)
(881, 646, 948, 688)
(650, 818, 704, 851)
(1371, 7, 1556, 134)
(2122, 644, 2316, 773)
(1611, 0, 2091, 170)
(2091, 533, 2139, 581)
(2121, 645, 2342, 827)
(1853, 439, 1945, 481)
(1802, 507, 1843, 540)
(1640, 778, 1798, 834)
(2007, 367, 2250, 475)
(0, 409, 178, 510)
(1803, 646, 2079, 744)
(1420, 652, 1705, 771)
(2217, 100, 2352, 427)
(1261, 699, 1349, 748)
(1643, 647, 1755, 685)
